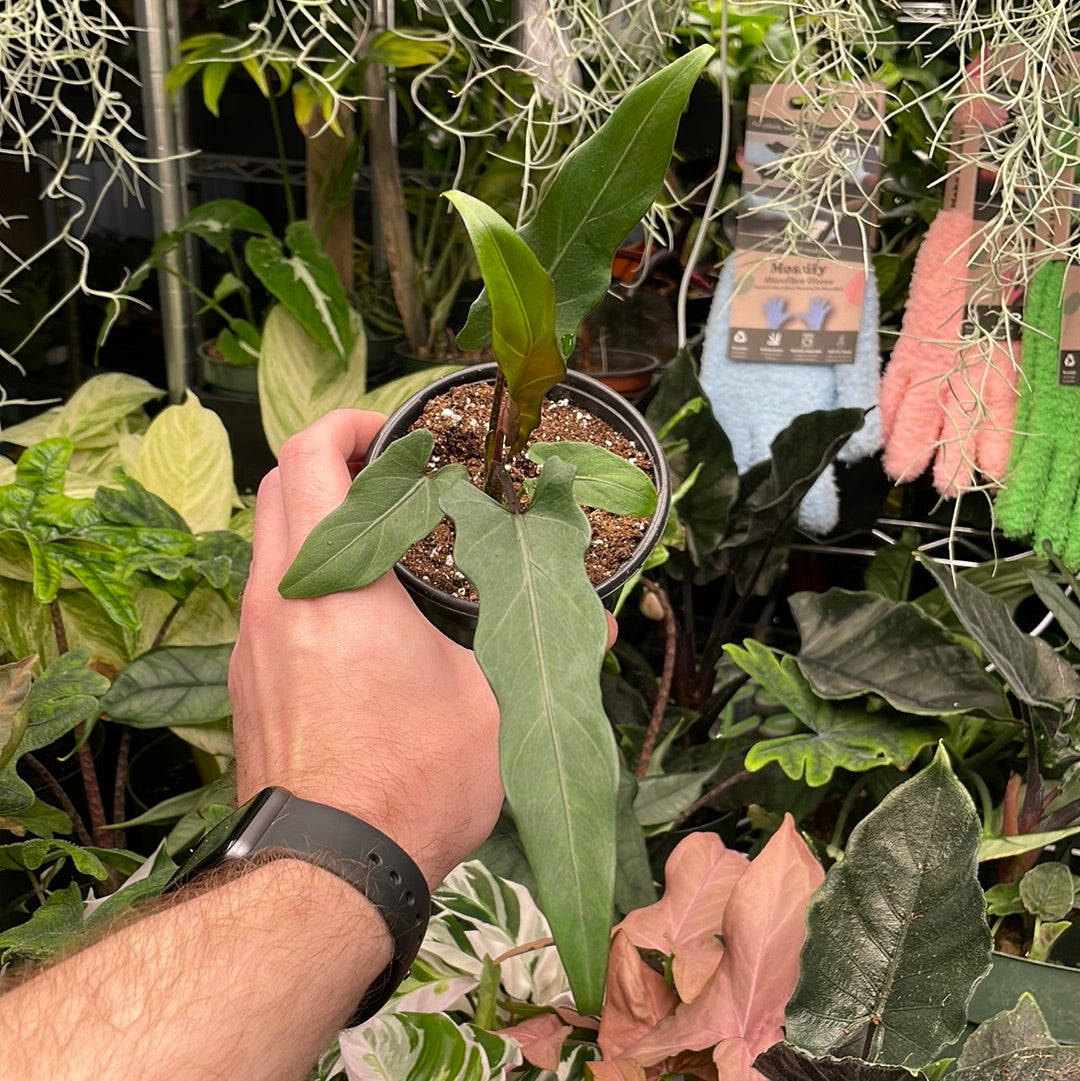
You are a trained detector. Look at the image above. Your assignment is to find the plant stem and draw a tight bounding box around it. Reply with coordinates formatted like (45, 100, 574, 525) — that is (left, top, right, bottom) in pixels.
(111, 727, 130, 851)
(23, 755, 95, 849)
(483, 370, 510, 501)
(673, 770, 750, 830)
(634, 579, 676, 779)
(49, 600, 111, 851)
(268, 95, 297, 224)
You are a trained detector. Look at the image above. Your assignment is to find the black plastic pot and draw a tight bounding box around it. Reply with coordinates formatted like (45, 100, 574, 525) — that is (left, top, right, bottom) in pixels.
(366, 363, 671, 641)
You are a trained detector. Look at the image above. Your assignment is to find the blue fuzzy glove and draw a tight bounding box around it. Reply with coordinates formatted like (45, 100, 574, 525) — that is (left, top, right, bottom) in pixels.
(699, 259, 882, 534)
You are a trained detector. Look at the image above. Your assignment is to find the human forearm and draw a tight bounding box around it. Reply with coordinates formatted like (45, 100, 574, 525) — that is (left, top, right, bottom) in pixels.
(0, 859, 390, 1081)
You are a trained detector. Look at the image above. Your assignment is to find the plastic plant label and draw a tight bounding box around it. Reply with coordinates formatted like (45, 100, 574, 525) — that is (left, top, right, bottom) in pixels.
(726, 81, 884, 366)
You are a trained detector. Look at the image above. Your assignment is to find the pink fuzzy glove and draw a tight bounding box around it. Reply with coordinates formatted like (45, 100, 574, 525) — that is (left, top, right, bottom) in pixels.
(880, 209, 1020, 497)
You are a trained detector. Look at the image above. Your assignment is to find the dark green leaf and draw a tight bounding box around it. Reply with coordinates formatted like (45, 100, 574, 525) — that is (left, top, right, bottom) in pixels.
(440, 460, 618, 1015)
(245, 222, 354, 362)
(280, 431, 468, 598)
(754, 1043, 931, 1081)
(957, 994, 1055, 1070)
(920, 559, 1080, 710)
(953, 1048, 1080, 1081)
(787, 746, 993, 1067)
(102, 644, 233, 727)
(170, 198, 273, 253)
(614, 768, 657, 914)
(458, 46, 714, 350)
(94, 474, 190, 533)
(1018, 863, 1074, 922)
(1026, 570, 1080, 650)
(0, 797, 71, 840)
(189, 531, 252, 598)
(444, 191, 563, 451)
(24, 651, 108, 754)
(528, 442, 656, 516)
(863, 528, 920, 601)
(646, 350, 738, 562)
(790, 589, 1010, 718)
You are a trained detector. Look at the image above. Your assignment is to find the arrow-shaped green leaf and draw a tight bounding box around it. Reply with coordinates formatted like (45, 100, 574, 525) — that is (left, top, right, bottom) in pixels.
(439, 459, 618, 1015)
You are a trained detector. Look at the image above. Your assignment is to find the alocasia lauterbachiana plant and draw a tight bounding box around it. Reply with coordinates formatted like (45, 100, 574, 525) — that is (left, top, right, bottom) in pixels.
(280, 44, 714, 1014)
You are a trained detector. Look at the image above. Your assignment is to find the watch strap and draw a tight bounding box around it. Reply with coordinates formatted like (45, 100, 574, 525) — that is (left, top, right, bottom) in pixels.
(168, 787, 431, 1025)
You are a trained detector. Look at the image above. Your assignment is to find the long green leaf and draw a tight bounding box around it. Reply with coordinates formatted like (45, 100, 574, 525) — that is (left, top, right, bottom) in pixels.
(439, 460, 618, 1015)
(444, 191, 563, 452)
(920, 558, 1080, 709)
(280, 430, 467, 598)
(101, 644, 233, 728)
(790, 589, 1011, 718)
(786, 746, 993, 1068)
(458, 45, 714, 351)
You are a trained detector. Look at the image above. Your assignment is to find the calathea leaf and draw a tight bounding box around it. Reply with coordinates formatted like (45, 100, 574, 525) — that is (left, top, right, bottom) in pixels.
(920, 558, 1080, 710)
(338, 1012, 521, 1081)
(444, 191, 564, 453)
(439, 458, 618, 1016)
(279, 430, 467, 598)
(786, 746, 993, 1069)
(790, 589, 1010, 718)
(726, 640, 945, 785)
(102, 644, 233, 727)
(527, 442, 656, 517)
(245, 221, 355, 362)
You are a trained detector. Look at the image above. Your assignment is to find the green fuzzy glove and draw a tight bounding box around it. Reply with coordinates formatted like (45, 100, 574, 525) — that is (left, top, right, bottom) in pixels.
(995, 260, 1080, 569)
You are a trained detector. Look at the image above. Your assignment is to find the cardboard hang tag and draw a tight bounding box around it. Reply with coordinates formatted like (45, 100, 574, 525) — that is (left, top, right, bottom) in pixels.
(727, 82, 884, 365)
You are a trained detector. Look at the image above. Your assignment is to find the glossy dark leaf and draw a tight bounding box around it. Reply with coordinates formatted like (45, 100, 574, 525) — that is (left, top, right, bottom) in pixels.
(787, 747, 992, 1068)
(1026, 570, 1080, 650)
(754, 1042, 930, 1081)
(790, 589, 1010, 718)
(102, 644, 233, 727)
(921, 559, 1080, 709)
(646, 350, 738, 563)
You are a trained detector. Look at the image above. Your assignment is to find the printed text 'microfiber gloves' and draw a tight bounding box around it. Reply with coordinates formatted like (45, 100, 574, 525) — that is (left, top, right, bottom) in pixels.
(699, 258, 882, 535)
(995, 260, 1080, 570)
(879, 208, 1021, 497)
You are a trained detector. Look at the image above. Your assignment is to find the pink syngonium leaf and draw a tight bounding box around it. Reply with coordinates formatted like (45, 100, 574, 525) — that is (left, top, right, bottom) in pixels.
(589, 1059, 649, 1081)
(499, 1013, 573, 1071)
(616, 831, 749, 1003)
(598, 931, 679, 1062)
(619, 815, 824, 1080)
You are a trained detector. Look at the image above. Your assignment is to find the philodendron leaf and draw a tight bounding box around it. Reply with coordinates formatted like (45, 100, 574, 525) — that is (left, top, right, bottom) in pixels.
(527, 443, 656, 516)
(790, 589, 1011, 718)
(338, 1013, 521, 1081)
(440, 458, 619, 1016)
(280, 430, 467, 598)
(754, 1043, 931, 1081)
(167, 198, 273, 254)
(1018, 862, 1074, 922)
(444, 191, 563, 452)
(978, 825, 1080, 861)
(727, 641, 945, 786)
(786, 746, 993, 1068)
(246, 220, 355, 362)
(920, 558, 1080, 710)
(957, 993, 1055, 1070)
(458, 45, 714, 351)
(101, 644, 233, 728)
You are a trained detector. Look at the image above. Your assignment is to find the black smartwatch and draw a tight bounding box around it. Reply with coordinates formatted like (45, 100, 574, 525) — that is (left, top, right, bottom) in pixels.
(167, 787, 431, 1025)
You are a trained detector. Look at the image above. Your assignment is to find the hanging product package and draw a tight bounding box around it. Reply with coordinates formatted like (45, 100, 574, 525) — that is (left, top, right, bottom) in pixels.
(699, 81, 884, 535)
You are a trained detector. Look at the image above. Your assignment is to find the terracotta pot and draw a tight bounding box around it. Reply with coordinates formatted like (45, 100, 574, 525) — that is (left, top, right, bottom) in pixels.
(568, 348, 658, 397)
(366, 363, 671, 641)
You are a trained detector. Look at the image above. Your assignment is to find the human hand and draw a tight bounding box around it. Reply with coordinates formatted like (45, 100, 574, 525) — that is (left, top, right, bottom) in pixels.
(228, 409, 503, 887)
